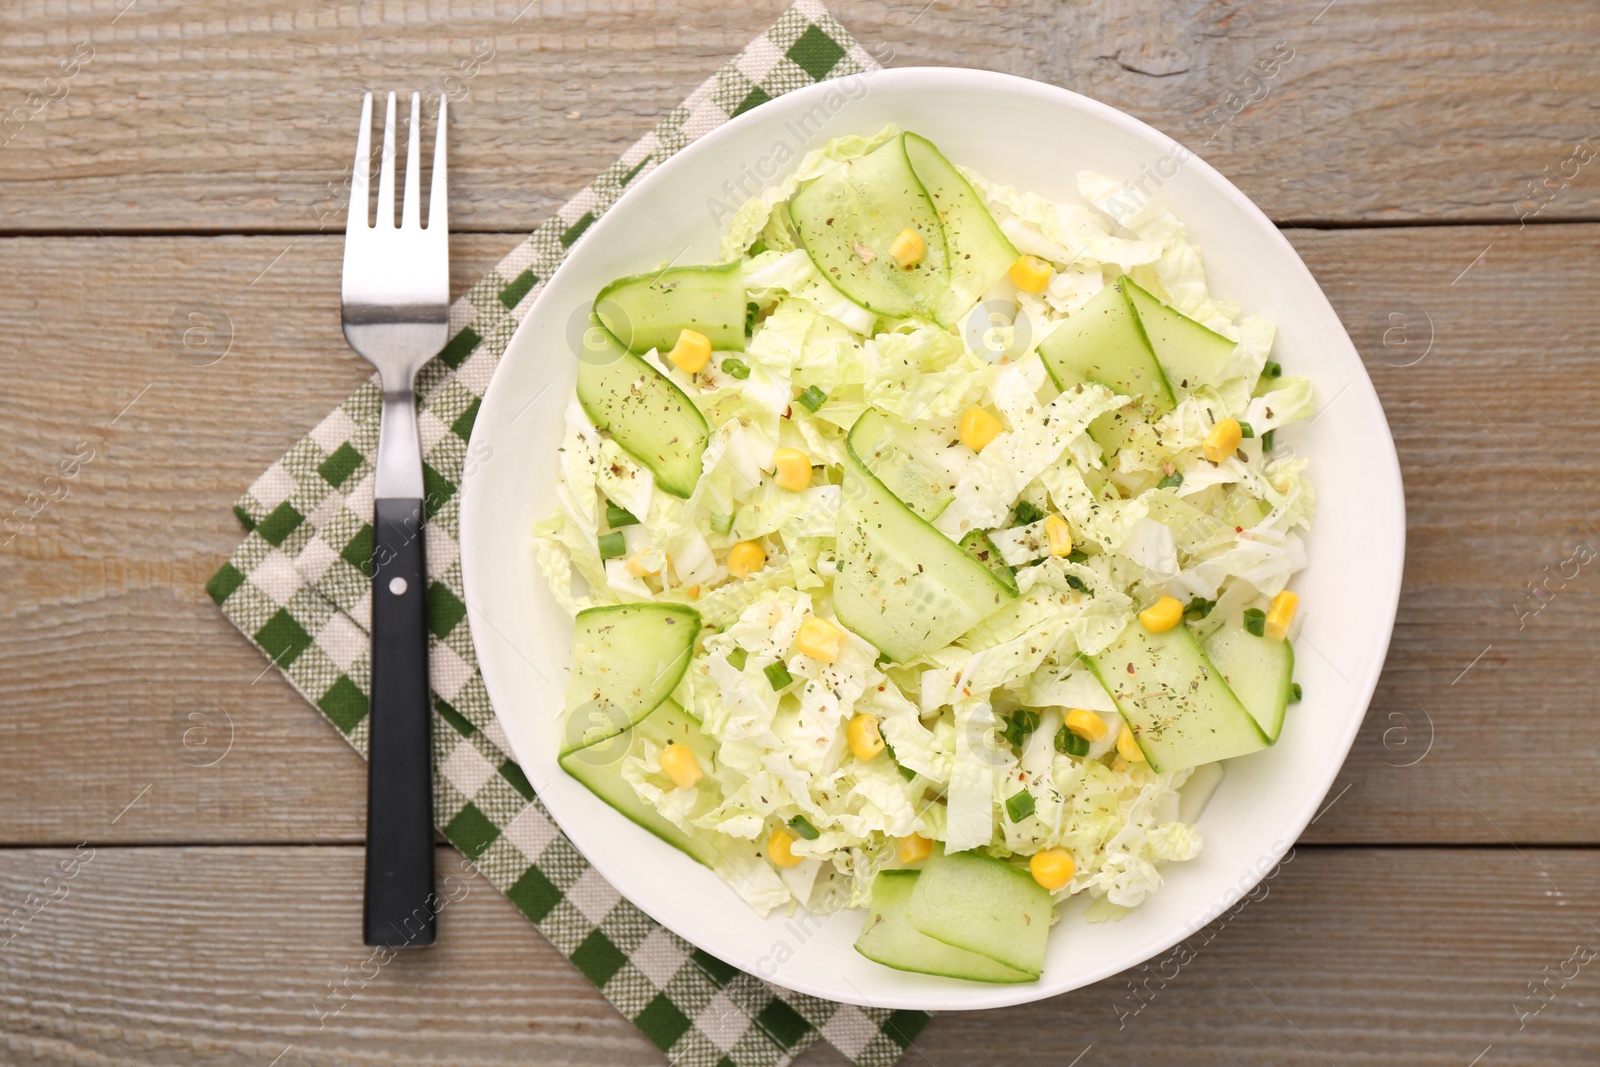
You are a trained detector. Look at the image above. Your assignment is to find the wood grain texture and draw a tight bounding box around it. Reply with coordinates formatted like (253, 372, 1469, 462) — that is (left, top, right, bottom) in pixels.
(2, 224, 1599, 845)
(1, 0, 1597, 232)
(0, 845, 1594, 1065)
(1301, 221, 1600, 843)
(0, 233, 519, 846)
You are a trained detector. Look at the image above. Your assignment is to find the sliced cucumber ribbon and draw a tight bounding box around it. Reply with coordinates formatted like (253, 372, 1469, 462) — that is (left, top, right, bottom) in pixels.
(575, 320, 710, 499)
(789, 133, 1019, 328)
(833, 408, 1017, 662)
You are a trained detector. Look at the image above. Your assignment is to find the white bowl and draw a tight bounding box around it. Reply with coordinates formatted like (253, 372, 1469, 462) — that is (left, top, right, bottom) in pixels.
(460, 67, 1404, 1010)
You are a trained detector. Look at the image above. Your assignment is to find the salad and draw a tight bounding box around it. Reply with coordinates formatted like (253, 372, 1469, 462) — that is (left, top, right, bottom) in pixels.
(533, 127, 1314, 983)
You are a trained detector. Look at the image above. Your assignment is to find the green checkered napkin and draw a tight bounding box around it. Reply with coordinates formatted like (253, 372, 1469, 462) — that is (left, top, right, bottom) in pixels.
(207, 4, 930, 1065)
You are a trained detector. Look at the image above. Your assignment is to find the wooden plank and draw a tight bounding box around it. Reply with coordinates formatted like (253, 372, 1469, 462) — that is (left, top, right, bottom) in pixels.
(0, 847, 664, 1066)
(1293, 222, 1600, 843)
(1, 0, 1596, 231)
(0, 234, 518, 847)
(1, 223, 1597, 845)
(0, 845, 1594, 1065)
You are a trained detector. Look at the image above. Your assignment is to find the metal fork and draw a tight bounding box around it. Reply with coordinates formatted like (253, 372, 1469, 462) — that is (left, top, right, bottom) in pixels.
(342, 91, 450, 948)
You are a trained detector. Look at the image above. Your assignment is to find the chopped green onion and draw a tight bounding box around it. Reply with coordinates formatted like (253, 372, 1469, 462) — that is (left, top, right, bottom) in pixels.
(1157, 471, 1184, 489)
(605, 502, 639, 528)
(1054, 726, 1089, 757)
(1261, 429, 1276, 452)
(1067, 548, 1089, 563)
(764, 661, 794, 691)
(884, 737, 916, 781)
(1237, 422, 1255, 439)
(722, 357, 751, 380)
(710, 512, 734, 535)
(797, 385, 828, 412)
(1004, 790, 1036, 823)
(744, 300, 761, 333)
(1290, 682, 1303, 704)
(1065, 575, 1089, 593)
(1012, 500, 1044, 526)
(1004, 708, 1040, 748)
(1183, 597, 1217, 621)
(1263, 360, 1283, 379)
(726, 648, 748, 671)
(1243, 608, 1267, 637)
(788, 815, 820, 840)
(597, 531, 626, 560)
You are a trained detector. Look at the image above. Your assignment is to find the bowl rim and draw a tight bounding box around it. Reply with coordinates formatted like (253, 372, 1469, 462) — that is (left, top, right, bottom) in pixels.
(461, 64, 1406, 1010)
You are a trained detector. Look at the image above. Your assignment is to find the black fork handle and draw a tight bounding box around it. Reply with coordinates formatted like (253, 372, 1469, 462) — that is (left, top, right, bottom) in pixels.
(363, 496, 436, 947)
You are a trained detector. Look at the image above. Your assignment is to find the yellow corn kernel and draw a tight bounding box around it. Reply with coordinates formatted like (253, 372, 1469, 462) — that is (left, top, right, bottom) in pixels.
(797, 617, 846, 664)
(1139, 595, 1183, 633)
(686, 584, 701, 600)
(1064, 708, 1108, 742)
(768, 827, 803, 867)
(889, 227, 925, 268)
(1045, 514, 1073, 557)
(1266, 589, 1299, 640)
(667, 328, 712, 374)
(659, 742, 703, 789)
(898, 834, 933, 864)
(727, 540, 766, 578)
(958, 407, 1004, 452)
(1117, 726, 1146, 763)
(1029, 847, 1076, 891)
(847, 713, 885, 761)
(772, 447, 812, 491)
(1009, 255, 1053, 294)
(1203, 417, 1243, 463)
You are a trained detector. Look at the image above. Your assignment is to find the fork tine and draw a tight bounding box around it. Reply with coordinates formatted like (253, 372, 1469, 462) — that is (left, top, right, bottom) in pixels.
(428, 96, 448, 232)
(346, 92, 373, 233)
(401, 92, 422, 229)
(376, 91, 398, 229)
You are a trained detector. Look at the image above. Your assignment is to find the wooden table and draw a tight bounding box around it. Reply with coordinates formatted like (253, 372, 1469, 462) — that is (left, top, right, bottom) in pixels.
(3, 1, 1597, 1063)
